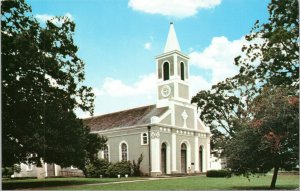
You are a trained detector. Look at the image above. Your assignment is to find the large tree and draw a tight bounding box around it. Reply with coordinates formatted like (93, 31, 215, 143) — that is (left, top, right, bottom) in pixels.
(225, 86, 299, 189)
(192, 0, 299, 149)
(192, 0, 298, 188)
(2, 0, 102, 169)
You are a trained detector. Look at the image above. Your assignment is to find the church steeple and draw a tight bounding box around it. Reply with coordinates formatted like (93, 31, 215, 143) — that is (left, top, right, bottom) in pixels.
(164, 22, 181, 53)
(156, 23, 190, 107)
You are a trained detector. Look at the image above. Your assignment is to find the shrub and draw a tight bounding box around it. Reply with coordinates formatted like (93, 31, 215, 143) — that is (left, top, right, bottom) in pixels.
(206, 170, 230, 177)
(2, 164, 21, 178)
(84, 159, 110, 178)
(132, 153, 144, 176)
(2, 167, 13, 178)
(106, 161, 132, 177)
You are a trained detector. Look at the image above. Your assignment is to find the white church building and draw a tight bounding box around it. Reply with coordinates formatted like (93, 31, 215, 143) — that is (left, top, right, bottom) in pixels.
(13, 23, 211, 178)
(84, 23, 211, 176)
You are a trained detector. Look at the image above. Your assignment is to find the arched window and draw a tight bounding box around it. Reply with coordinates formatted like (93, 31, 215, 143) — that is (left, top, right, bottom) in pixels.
(163, 62, 170, 81)
(180, 62, 185, 80)
(104, 145, 109, 161)
(142, 133, 148, 145)
(121, 143, 128, 161)
(181, 143, 187, 150)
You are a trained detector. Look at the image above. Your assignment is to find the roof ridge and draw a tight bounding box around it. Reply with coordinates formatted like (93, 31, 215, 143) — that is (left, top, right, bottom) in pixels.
(83, 104, 156, 120)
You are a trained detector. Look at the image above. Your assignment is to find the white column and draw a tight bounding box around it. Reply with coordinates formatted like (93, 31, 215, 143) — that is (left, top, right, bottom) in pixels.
(151, 131, 161, 174)
(187, 143, 191, 173)
(194, 136, 199, 172)
(206, 141, 211, 171)
(54, 164, 58, 176)
(171, 132, 177, 172)
(44, 163, 48, 177)
(174, 54, 178, 79)
(167, 144, 171, 174)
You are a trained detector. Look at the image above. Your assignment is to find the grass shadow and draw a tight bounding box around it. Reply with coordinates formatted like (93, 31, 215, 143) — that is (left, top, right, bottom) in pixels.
(232, 185, 299, 190)
(2, 180, 88, 190)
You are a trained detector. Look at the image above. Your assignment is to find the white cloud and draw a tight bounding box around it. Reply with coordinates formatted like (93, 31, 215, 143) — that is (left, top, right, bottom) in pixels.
(94, 73, 156, 97)
(144, 42, 152, 50)
(85, 73, 157, 116)
(128, 0, 221, 18)
(35, 14, 53, 23)
(189, 36, 246, 84)
(35, 13, 73, 25)
(189, 75, 211, 96)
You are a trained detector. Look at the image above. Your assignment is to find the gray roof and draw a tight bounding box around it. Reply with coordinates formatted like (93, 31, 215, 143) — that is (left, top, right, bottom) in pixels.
(83, 105, 168, 131)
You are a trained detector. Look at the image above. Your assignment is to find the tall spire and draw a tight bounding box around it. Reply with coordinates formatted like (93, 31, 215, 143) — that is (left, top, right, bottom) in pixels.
(163, 22, 181, 53)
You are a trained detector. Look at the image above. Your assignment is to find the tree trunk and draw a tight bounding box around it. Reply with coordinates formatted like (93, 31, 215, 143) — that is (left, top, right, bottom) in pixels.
(270, 165, 279, 189)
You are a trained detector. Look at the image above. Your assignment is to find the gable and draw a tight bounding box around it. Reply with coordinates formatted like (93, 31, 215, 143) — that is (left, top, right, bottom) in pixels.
(160, 113, 171, 125)
(197, 118, 209, 132)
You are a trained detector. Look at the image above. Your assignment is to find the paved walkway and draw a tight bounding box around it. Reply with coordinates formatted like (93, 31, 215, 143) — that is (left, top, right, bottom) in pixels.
(27, 176, 190, 190)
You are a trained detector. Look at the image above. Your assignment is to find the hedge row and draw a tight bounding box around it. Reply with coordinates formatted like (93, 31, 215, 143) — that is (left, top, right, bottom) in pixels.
(206, 170, 231, 177)
(84, 154, 144, 178)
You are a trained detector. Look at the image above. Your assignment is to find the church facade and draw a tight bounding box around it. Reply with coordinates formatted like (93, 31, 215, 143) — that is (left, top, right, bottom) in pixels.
(84, 23, 211, 176)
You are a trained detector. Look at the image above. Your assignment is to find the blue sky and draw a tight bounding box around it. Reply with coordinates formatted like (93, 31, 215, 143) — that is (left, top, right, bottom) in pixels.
(27, 0, 270, 117)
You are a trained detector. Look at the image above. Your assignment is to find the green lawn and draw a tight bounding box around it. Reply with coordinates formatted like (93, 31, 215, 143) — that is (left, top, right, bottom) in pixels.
(2, 175, 299, 190)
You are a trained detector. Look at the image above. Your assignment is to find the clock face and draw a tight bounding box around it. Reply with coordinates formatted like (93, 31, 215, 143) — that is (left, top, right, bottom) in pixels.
(161, 85, 171, 98)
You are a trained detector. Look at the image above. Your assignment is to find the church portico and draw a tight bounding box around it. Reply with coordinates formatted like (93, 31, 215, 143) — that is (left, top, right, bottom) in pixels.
(149, 123, 209, 175)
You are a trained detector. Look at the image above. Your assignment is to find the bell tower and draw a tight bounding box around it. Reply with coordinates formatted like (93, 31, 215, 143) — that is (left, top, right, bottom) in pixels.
(156, 22, 190, 107)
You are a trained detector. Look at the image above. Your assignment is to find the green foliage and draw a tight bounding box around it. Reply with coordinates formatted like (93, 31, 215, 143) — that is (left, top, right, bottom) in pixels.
(235, 0, 299, 87)
(84, 153, 144, 178)
(84, 159, 110, 178)
(106, 161, 132, 177)
(2, 164, 21, 178)
(2, 167, 14, 178)
(84, 131, 108, 164)
(192, 0, 298, 189)
(1, 0, 98, 168)
(191, 78, 246, 150)
(132, 153, 144, 176)
(225, 86, 299, 188)
(206, 170, 231, 178)
(191, 0, 299, 151)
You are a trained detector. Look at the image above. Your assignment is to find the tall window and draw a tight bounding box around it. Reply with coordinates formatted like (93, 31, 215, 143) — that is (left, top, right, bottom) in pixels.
(104, 145, 109, 161)
(180, 62, 185, 80)
(142, 133, 148, 145)
(121, 143, 128, 161)
(163, 62, 170, 81)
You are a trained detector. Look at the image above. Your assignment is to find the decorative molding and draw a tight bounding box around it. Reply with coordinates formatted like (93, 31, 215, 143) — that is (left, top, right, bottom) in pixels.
(151, 131, 160, 139)
(159, 127, 171, 132)
(181, 110, 188, 128)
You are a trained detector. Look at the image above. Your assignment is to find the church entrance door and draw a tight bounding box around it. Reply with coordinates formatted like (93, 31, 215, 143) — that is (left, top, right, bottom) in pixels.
(199, 146, 203, 172)
(181, 143, 187, 173)
(161, 143, 167, 174)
